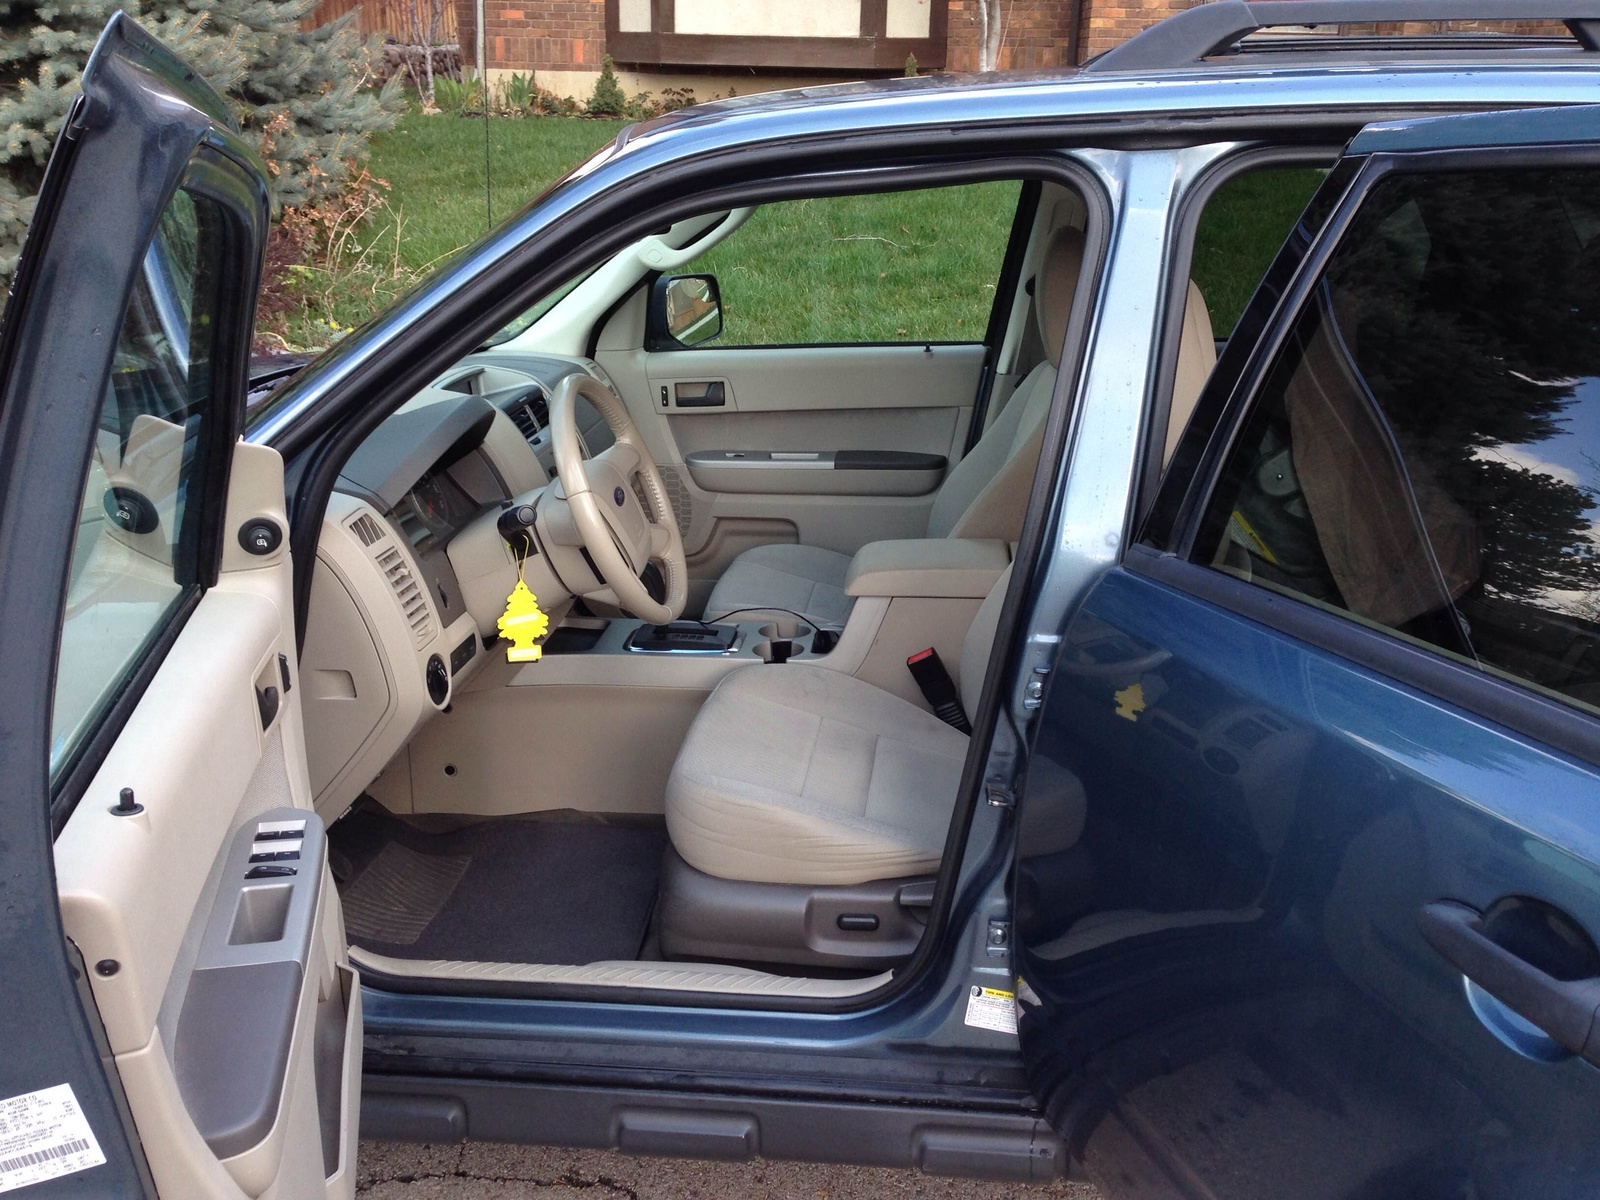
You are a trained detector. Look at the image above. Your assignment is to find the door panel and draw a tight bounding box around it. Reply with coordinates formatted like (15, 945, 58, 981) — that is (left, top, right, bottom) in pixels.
(55, 446, 362, 1199)
(0, 15, 354, 1198)
(649, 343, 986, 414)
(672, 405, 960, 496)
(601, 343, 983, 598)
(589, 177, 1025, 600)
(1018, 567, 1600, 1196)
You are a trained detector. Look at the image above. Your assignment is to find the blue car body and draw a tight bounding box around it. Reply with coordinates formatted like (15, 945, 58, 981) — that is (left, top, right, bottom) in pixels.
(6, 4, 1600, 1196)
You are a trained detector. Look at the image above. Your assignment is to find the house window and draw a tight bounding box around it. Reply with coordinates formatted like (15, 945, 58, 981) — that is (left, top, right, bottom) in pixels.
(604, 0, 948, 72)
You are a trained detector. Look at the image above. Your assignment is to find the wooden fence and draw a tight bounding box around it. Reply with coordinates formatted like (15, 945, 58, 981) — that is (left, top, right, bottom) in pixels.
(302, 0, 459, 43)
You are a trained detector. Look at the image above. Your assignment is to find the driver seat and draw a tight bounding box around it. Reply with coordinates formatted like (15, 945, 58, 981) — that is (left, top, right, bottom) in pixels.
(659, 565, 1086, 968)
(701, 226, 1087, 628)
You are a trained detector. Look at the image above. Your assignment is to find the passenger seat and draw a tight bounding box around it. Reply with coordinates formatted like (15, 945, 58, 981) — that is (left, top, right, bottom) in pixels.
(1163, 280, 1217, 467)
(702, 226, 1088, 627)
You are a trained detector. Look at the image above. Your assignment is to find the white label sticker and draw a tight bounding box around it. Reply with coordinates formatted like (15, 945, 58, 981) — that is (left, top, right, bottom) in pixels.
(963, 985, 1019, 1035)
(0, 1084, 106, 1194)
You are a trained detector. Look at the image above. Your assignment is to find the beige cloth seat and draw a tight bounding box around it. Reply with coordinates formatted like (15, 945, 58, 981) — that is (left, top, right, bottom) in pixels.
(699, 542, 856, 629)
(1162, 279, 1218, 467)
(669, 567, 1015, 886)
(703, 227, 1087, 626)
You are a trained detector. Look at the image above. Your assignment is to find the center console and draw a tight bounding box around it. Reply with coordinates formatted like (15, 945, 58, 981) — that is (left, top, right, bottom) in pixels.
(553, 615, 825, 665)
(624, 621, 741, 656)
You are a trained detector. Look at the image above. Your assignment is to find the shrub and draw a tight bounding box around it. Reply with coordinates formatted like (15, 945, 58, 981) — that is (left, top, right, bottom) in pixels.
(535, 87, 583, 116)
(433, 74, 481, 114)
(255, 164, 410, 351)
(905, 54, 919, 76)
(587, 54, 626, 117)
(0, 0, 403, 282)
(658, 85, 698, 113)
(499, 72, 535, 114)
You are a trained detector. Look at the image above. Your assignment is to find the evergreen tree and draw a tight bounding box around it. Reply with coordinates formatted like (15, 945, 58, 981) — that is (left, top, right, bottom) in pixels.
(0, 0, 401, 280)
(189, 0, 402, 210)
(587, 54, 625, 117)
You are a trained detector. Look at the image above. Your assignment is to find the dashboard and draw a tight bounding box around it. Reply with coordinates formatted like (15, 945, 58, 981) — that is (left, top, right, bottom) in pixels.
(395, 468, 481, 555)
(301, 351, 612, 820)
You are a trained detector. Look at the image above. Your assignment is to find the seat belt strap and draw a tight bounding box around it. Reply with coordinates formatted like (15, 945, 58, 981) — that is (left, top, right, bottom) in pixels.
(906, 648, 972, 734)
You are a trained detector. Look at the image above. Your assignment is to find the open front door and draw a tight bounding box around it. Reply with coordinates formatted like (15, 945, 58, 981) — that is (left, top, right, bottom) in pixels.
(0, 17, 359, 1199)
(1014, 105, 1600, 1196)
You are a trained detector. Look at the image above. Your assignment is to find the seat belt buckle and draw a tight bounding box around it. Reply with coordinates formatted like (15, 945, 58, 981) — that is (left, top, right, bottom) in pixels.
(906, 648, 972, 734)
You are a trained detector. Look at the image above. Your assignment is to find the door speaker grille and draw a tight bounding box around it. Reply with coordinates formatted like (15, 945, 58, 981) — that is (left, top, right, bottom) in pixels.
(657, 464, 692, 538)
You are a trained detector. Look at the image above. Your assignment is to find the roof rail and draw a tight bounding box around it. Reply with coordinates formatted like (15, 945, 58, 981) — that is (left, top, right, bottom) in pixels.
(1081, 0, 1600, 74)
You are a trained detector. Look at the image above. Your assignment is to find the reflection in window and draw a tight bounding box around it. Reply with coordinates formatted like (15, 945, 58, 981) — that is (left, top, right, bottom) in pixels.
(53, 189, 226, 782)
(1198, 170, 1600, 712)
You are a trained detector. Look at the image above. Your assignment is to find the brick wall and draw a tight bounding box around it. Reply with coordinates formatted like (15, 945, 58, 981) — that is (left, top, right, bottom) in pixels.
(1081, 0, 1201, 60)
(455, 0, 475, 60)
(457, 0, 606, 71)
(947, 0, 1088, 71)
(451, 0, 1576, 83)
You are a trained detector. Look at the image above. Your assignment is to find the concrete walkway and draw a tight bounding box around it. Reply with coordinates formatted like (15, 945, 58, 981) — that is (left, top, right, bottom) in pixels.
(358, 1140, 1101, 1199)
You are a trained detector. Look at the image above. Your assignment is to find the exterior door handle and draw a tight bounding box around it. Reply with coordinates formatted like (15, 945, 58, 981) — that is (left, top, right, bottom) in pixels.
(1416, 900, 1600, 1065)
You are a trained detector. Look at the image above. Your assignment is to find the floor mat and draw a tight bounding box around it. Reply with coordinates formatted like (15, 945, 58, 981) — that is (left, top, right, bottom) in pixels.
(331, 808, 667, 966)
(340, 842, 471, 945)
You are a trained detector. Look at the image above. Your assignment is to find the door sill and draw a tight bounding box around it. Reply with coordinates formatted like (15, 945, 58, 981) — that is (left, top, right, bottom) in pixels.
(348, 944, 891, 1003)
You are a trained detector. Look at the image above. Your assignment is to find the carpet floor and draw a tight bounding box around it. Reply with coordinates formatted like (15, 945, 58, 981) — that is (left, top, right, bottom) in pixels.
(331, 806, 667, 966)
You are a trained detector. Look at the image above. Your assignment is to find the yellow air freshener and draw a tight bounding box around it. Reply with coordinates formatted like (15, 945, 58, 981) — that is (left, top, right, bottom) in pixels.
(497, 577, 549, 662)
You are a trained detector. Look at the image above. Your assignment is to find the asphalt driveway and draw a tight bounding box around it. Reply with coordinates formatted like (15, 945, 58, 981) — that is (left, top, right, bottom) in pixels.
(359, 1140, 1101, 1199)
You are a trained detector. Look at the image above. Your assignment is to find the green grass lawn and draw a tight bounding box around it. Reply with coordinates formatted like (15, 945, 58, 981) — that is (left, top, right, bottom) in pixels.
(273, 113, 1323, 352)
(367, 112, 628, 272)
(1193, 168, 1326, 335)
(686, 183, 1021, 345)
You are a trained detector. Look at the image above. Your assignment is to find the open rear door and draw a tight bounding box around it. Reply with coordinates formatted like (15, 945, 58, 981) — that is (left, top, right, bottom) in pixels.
(1014, 103, 1600, 1196)
(0, 16, 359, 1198)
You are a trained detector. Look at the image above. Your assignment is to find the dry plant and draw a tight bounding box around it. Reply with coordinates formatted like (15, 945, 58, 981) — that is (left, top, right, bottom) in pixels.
(255, 163, 423, 351)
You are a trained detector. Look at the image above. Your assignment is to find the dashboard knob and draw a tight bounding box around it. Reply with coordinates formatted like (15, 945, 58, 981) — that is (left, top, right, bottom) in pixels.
(425, 654, 449, 707)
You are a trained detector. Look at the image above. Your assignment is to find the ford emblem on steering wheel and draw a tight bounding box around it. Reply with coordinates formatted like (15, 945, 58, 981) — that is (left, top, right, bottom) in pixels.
(614, 486, 626, 506)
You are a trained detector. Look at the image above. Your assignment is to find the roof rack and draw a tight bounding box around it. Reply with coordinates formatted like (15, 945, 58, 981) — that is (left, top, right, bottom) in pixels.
(1081, 0, 1600, 74)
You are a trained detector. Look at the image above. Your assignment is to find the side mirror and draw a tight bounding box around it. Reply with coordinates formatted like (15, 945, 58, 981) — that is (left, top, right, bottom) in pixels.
(647, 273, 723, 349)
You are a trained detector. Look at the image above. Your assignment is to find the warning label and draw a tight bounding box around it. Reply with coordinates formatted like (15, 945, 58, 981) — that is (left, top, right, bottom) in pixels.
(963, 984, 1019, 1035)
(0, 1084, 106, 1194)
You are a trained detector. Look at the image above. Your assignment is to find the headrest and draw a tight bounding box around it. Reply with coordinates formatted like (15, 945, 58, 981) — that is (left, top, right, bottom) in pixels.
(1035, 227, 1086, 369)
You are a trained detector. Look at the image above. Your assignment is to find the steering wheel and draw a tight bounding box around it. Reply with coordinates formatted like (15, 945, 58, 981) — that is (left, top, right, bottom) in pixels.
(543, 373, 687, 624)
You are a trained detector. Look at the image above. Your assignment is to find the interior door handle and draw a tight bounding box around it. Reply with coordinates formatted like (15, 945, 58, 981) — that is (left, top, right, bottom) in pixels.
(1416, 900, 1600, 1065)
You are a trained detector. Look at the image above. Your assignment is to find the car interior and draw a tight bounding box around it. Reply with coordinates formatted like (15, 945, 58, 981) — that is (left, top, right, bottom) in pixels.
(272, 170, 1223, 997)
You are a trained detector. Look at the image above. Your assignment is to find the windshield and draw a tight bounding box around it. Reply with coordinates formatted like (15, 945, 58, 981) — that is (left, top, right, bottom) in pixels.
(479, 269, 595, 350)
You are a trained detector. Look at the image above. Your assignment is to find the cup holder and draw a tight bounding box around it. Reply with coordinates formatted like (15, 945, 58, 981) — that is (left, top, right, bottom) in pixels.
(754, 639, 799, 664)
(758, 619, 813, 641)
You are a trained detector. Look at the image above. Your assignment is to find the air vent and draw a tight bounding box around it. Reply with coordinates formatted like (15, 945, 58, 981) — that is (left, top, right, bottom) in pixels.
(506, 392, 547, 446)
(375, 545, 434, 648)
(349, 513, 385, 547)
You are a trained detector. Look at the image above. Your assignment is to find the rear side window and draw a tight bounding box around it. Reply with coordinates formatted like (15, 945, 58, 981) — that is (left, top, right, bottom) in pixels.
(1194, 168, 1600, 714)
